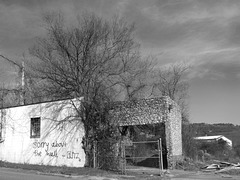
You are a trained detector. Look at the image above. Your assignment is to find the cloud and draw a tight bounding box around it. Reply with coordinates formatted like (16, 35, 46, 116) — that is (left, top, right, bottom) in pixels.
(187, 48, 240, 81)
(1, 0, 240, 82)
(236, 73, 240, 79)
(115, 0, 240, 59)
(0, 1, 44, 57)
(0, 0, 240, 57)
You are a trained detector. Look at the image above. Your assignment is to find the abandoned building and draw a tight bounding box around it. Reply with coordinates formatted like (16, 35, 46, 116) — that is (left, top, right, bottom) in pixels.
(0, 98, 85, 167)
(0, 96, 182, 169)
(194, 135, 232, 149)
(110, 96, 182, 169)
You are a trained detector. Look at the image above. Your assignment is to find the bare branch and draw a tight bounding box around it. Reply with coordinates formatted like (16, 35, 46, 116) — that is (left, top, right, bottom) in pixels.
(152, 62, 190, 123)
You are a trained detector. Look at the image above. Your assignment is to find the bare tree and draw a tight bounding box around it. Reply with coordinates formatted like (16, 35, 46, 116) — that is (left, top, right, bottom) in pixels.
(116, 54, 153, 101)
(0, 54, 42, 106)
(151, 62, 197, 158)
(0, 85, 11, 108)
(152, 63, 190, 123)
(28, 12, 151, 166)
(0, 54, 26, 106)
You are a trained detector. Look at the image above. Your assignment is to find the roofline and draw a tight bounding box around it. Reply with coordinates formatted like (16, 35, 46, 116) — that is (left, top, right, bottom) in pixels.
(0, 97, 82, 110)
(194, 135, 232, 143)
(0, 96, 174, 110)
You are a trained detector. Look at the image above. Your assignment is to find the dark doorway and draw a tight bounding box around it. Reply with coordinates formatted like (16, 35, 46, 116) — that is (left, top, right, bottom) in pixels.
(124, 123, 168, 169)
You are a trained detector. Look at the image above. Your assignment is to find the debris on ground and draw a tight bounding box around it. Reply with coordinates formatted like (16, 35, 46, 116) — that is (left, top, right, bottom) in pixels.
(201, 160, 240, 175)
(201, 164, 220, 171)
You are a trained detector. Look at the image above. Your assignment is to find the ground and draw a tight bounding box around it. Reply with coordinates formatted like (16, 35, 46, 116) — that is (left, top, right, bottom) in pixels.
(0, 161, 240, 180)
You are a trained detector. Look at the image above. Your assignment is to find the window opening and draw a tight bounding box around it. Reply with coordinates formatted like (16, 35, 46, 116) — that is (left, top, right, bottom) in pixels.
(30, 117, 40, 138)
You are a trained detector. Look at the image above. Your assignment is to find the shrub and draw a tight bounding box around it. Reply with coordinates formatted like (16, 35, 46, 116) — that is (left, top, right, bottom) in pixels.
(182, 124, 198, 159)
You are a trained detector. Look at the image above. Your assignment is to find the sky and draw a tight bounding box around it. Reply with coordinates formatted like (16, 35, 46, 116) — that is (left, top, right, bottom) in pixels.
(0, 0, 240, 125)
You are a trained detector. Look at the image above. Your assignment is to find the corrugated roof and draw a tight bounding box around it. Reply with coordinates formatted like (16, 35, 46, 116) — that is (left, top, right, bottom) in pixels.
(194, 135, 232, 147)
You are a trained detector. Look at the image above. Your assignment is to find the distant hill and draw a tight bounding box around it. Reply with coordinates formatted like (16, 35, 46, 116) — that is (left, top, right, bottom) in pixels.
(189, 123, 240, 147)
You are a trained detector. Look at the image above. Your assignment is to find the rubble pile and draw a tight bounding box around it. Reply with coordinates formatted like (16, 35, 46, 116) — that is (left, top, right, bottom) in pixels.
(201, 161, 240, 174)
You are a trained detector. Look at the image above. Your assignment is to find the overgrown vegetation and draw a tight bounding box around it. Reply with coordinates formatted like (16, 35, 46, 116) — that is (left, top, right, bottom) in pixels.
(180, 123, 240, 171)
(182, 124, 198, 159)
(192, 123, 240, 146)
(192, 123, 240, 161)
(26, 12, 154, 168)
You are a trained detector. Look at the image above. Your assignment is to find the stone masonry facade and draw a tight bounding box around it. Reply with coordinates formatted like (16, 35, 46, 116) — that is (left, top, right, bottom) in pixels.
(109, 96, 182, 169)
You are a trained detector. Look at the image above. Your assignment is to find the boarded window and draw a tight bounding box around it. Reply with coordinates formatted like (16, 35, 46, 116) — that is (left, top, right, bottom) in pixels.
(30, 117, 40, 138)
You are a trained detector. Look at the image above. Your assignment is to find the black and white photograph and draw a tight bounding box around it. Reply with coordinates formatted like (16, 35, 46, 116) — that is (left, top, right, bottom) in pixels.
(0, 0, 240, 179)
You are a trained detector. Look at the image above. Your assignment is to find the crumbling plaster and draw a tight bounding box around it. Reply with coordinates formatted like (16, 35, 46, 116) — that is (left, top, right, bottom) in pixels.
(110, 96, 182, 169)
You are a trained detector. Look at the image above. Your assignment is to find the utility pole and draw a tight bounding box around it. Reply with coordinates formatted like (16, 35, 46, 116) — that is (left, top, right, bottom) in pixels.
(0, 54, 25, 105)
(20, 61, 25, 105)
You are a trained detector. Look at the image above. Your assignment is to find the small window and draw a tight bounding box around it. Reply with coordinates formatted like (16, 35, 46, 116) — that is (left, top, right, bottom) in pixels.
(30, 117, 40, 138)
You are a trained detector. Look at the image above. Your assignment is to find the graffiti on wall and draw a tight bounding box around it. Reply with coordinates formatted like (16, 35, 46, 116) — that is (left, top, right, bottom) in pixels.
(32, 141, 81, 161)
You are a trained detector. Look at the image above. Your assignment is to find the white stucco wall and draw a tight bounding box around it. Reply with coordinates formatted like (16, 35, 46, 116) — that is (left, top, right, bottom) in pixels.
(0, 98, 85, 167)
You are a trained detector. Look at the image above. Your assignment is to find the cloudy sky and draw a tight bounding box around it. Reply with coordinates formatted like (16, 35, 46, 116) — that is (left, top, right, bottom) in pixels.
(0, 0, 240, 125)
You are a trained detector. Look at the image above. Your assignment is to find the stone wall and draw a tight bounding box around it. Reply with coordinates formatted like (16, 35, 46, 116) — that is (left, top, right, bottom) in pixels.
(164, 97, 182, 168)
(109, 96, 182, 169)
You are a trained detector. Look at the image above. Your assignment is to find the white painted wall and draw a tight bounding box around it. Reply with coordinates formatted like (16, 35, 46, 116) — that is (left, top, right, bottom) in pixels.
(0, 98, 85, 167)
